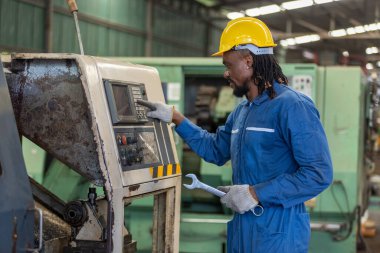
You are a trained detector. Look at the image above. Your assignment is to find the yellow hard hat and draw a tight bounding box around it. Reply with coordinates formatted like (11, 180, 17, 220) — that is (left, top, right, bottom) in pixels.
(212, 17, 277, 56)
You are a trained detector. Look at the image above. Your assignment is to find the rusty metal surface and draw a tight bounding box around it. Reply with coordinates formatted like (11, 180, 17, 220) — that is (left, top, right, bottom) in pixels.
(34, 201, 70, 253)
(7, 58, 104, 185)
(34, 202, 71, 242)
(30, 177, 66, 218)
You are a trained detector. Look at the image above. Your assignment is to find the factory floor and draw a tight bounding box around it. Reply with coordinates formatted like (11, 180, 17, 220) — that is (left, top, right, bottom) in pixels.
(358, 199, 380, 253)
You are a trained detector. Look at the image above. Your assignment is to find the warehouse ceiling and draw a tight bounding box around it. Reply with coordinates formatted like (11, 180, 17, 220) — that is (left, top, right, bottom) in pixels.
(196, 0, 380, 67)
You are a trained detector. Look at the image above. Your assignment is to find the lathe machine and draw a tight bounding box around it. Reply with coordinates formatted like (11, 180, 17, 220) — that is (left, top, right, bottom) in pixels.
(0, 53, 181, 253)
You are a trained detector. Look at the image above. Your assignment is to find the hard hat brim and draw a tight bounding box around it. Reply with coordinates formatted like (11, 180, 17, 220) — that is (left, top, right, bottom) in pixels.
(211, 51, 224, 57)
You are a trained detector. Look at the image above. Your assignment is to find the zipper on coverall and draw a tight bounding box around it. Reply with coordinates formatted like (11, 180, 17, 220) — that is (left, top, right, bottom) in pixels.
(237, 102, 253, 252)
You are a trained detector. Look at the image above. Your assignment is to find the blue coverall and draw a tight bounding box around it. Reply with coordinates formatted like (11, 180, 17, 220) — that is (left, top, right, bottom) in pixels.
(176, 82, 333, 253)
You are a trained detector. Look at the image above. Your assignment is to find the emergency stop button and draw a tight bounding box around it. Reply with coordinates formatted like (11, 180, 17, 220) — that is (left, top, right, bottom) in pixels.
(122, 135, 127, 145)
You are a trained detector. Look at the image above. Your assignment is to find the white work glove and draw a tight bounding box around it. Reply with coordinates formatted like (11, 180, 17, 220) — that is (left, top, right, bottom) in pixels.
(218, 185, 258, 214)
(137, 100, 174, 123)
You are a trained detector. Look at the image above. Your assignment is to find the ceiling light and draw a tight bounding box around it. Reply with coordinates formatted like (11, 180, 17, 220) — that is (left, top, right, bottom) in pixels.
(364, 23, 378, 32)
(246, 5, 281, 17)
(346, 27, 356, 35)
(295, 36, 309, 44)
(280, 40, 289, 47)
(366, 47, 379, 55)
(295, 34, 320, 44)
(245, 8, 261, 17)
(282, 0, 313, 10)
(329, 29, 347, 37)
(280, 34, 320, 46)
(327, 22, 380, 39)
(227, 12, 244, 20)
(366, 63, 374, 70)
(242, 0, 342, 19)
(309, 34, 320, 41)
(259, 5, 282, 15)
(314, 0, 333, 3)
(286, 38, 296, 46)
(354, 26, 365, 33)
(342, 51, 349, 57)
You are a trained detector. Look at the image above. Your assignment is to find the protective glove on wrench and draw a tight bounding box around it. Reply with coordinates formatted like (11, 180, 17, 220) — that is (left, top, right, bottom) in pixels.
(183, 174, 264, 216)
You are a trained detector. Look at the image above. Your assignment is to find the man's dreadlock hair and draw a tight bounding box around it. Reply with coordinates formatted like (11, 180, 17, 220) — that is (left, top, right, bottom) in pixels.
(238, 49, 288, 99)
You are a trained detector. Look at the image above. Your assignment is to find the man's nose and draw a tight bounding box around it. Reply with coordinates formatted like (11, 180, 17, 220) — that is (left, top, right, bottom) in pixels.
(223, 70, 230, 79)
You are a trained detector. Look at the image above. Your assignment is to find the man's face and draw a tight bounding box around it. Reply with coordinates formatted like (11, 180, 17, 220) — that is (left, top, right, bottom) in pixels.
(222, 50, 253, 97)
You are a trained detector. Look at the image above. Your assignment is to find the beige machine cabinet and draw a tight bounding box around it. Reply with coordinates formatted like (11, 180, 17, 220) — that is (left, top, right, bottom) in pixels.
(7, 54, 181, 253)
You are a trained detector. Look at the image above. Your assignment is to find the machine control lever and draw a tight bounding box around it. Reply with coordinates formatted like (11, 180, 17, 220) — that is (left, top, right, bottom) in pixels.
(66, 0, 78, 12)
(183, 173, 264, 216)
(66, 0, 84, 55)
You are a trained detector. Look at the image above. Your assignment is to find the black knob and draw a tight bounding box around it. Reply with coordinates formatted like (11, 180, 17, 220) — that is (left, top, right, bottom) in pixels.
(63, 201, 88, 227)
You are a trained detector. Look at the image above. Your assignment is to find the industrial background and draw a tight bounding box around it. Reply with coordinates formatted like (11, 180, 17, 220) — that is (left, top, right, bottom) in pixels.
(1, 0, 380, 253)
(1, 0, 380, 67)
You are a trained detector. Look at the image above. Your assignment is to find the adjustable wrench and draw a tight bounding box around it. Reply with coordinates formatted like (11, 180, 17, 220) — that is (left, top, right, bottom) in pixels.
(183, 173, 264, 216)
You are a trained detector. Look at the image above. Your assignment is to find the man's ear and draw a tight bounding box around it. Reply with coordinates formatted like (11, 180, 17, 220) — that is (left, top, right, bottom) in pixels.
(244, 53, 253, 67)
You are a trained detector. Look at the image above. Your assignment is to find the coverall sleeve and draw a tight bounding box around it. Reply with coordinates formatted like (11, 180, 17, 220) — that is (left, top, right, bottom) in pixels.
(175, 114, 233, 166)
(254, 100, 333, 208)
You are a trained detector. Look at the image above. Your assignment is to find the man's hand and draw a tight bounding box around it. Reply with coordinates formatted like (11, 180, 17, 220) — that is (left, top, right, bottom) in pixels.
(218, 185, 258, 214)
(137, 100, 173, 123)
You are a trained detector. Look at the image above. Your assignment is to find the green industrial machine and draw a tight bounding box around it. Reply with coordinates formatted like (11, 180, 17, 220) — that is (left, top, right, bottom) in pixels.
(23, 57, 369, 253)
(310, 66, 367, 253)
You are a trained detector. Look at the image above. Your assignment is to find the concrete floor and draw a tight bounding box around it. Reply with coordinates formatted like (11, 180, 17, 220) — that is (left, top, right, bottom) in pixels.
(358, 203, 380, 253)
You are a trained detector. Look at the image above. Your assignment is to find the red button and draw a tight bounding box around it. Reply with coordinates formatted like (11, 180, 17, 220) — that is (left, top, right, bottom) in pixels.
(122, 135, 127, 145)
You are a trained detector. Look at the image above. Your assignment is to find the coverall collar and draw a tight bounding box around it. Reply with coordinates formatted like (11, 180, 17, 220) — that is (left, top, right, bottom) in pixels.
(245, 81, 280, 106)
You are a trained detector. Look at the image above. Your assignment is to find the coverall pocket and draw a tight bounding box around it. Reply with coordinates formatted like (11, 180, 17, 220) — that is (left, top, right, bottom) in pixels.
(251, 224, 287, 253)
(293, 213, 310, 253)
(245, 128, 276, 153)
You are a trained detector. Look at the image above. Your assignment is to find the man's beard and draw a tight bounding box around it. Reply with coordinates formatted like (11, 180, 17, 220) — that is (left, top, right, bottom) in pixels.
(233, 82, 250, 97)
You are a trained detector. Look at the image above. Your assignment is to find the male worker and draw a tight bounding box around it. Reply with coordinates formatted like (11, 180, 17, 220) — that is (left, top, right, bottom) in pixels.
(138, 17, 333, 253)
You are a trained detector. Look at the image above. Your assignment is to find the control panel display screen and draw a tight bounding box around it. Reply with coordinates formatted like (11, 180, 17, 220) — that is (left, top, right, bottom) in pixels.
(112, 84, 133, 117)
(104, 80, 148, 124)
(115, 128, 161, 170)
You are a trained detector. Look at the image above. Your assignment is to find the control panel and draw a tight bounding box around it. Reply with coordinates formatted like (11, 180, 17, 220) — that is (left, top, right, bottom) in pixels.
(104, 79, 175, 173)
(131, 86, 148, 121)
(289, 75, 313, 98)
(114, 127, 162, 171)
(104, 80, 149, 124)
